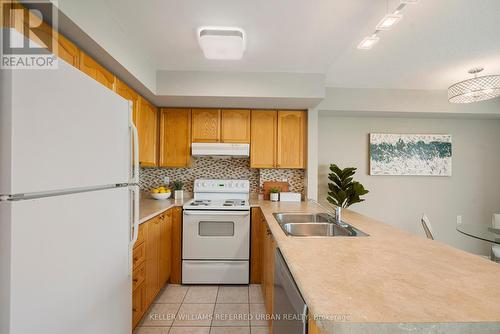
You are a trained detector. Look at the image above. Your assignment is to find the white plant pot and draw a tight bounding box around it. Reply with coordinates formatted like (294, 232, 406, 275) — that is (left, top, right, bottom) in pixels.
(174, 190, 184, 200)
(270, 193, 279, 202)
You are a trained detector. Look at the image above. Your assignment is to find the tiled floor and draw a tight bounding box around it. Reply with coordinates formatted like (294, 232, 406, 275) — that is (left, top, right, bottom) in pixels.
(135, 284, 269, 334)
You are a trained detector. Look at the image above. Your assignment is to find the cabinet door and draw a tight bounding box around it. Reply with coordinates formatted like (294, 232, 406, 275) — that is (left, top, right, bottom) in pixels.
(250, 110, 277, 168)
(79, 51, 116, 90)
(192, 109, 220, 142)
(9, 5, 80, 68)
(159, 210, 172, 287)
(132, 283, 146, 329)
(57, 34, 80, 68)
(170, 207, 183, 284)
(145, 217, 160, 305)
(250, 208, 264, 284)
(138, 97, 158, 167)
(262, 221, 276, 325)
(159, 108, 191, 167)
(221, 109, 250, 143)
(115, 79, 139, 124)
(277, 110, 306, 168)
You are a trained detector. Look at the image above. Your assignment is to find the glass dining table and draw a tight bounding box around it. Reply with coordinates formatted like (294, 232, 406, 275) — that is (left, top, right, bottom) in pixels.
(456, 224, 500, 244)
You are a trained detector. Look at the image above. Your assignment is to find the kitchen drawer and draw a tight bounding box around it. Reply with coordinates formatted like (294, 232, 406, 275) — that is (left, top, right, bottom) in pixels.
(132, 262, 146, 291)
(133, 242, 146, 267)
(135, 223, 146, 248)
(132, 282, 146, 329)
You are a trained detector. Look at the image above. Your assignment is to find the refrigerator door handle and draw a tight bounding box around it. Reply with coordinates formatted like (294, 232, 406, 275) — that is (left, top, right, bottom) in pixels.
(128, 185, 140, 274)
(129, 104, 139, 184)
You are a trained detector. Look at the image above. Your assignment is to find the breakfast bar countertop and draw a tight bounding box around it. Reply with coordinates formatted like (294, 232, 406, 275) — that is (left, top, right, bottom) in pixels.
(251, 199, 500, 334)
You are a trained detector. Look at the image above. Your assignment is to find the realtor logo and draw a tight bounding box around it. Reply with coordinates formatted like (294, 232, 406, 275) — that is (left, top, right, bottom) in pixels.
(1, 1, 58, 69)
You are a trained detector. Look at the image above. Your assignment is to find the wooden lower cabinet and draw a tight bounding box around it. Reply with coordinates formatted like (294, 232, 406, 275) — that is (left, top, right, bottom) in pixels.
(250, 208, 264, 283)
(251, 207, 276, 331)
(133, 208, 174, 330)
(145, 215, 161, 305)
(170, 207, 183, 284)
(159, 210, 172, 287)
(132, 283, 147, 328)
(260, 212, 277, 331)
(308, 318, 324, 334)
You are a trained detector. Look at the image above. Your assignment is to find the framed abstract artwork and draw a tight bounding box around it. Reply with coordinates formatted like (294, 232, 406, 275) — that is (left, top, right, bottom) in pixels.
(369, 133, 452, 176)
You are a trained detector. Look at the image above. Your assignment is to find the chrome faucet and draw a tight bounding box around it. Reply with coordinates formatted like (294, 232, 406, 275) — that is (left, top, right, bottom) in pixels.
(335, 207, 342, 223)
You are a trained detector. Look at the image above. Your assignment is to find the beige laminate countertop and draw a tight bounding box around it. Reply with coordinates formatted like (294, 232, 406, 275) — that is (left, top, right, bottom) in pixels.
(252, 199, 500, 334)
(139, 196, 190, 223)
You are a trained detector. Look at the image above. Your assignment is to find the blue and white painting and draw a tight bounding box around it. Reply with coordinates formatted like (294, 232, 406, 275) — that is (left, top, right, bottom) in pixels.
(370, 134, 452, 176)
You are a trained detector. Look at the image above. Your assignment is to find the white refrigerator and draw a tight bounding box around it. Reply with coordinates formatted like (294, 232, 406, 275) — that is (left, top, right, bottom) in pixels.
(0, 48, 140, 333)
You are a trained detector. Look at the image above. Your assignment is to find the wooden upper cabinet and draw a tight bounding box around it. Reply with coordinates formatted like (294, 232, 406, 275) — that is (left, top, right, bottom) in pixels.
(79, 51, 116, 90)
(57, 34, 80, 68)
(250, 110, 277, 168)
(8, 4, 80, 68)
(221, 109, 251, 143)
(137, 97, 158, 167)
(159, 109, 191, 167)
(115, 79, 139, 124)
(277, 110, 306, 169)
(192, 109, 221, 142)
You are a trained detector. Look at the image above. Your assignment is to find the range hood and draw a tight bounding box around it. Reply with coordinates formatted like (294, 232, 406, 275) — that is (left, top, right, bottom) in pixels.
(191, 143, 250, 157)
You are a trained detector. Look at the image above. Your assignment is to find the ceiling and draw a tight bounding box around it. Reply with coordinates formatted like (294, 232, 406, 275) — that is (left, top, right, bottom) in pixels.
(99, 0, 500, 91)
(55, 0, 500, 89)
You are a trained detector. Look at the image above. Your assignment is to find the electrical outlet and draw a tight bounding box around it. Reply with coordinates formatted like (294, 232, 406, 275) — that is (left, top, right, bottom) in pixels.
(456, 215, 462, 225)
(163, 176, 170, 185)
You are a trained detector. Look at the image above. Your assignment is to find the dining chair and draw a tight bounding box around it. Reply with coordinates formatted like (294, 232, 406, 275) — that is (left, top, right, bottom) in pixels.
(492, 214, 500, 262)
(421, 214, 435, 240)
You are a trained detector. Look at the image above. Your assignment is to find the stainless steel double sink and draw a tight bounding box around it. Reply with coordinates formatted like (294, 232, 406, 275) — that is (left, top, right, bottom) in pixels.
(273, 212, 368, 237)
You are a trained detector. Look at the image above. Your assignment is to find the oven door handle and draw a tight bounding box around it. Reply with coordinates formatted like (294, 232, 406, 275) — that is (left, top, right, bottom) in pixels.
(184, 211, 250, 216)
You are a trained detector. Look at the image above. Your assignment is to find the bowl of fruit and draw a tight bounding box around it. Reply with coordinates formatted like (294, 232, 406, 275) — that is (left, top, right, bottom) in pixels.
(150, 186, 171, 200)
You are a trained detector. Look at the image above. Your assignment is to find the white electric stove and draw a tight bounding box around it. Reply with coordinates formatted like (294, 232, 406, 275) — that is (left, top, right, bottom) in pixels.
(182, 179, 251, 284)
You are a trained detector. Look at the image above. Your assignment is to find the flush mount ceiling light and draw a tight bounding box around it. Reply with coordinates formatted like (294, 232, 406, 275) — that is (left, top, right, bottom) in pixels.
(358, 35, 380, 49)
(376, 13, 403, 30)
(197, 27, 246, 60)
(448, 67, 500, 104)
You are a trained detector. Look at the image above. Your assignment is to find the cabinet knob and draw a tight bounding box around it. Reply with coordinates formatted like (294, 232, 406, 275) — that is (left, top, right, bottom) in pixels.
(133, 278, 138, 283)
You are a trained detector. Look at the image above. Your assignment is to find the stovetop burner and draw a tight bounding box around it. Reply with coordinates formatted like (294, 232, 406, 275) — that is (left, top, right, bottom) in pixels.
(183, 179, 250, 211)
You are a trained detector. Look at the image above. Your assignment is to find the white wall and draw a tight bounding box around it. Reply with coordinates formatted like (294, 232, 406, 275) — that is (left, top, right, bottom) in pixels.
(318, 115, 500, 255)
(54, 0, 157, 92)
(155, 71, 325, 108)
(317, 88, 500, 118)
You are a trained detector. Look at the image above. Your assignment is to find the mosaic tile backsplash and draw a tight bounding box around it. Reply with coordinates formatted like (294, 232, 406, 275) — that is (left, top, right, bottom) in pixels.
(139, 157, 305, 195)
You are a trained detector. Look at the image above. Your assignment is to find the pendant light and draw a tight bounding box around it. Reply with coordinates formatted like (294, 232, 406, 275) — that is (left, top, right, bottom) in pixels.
(448, 67, 500, 104)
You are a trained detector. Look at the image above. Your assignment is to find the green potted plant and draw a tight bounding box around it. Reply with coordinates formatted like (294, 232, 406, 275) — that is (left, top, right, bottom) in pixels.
(172, 180, 184, 200)
(327, 164, 369, 208)
(269, 187, 280, 202)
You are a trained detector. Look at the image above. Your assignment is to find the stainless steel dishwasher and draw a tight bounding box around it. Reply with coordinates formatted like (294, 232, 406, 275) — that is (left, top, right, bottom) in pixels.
(273, 249, 308, 334)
